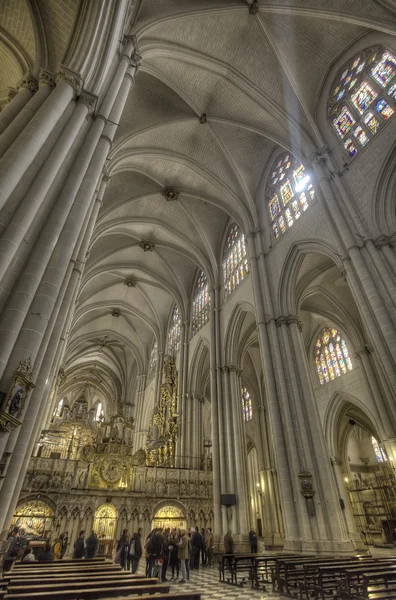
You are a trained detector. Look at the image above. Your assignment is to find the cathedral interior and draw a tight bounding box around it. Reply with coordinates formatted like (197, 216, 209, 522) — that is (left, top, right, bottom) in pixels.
(0, 0, 396, 562)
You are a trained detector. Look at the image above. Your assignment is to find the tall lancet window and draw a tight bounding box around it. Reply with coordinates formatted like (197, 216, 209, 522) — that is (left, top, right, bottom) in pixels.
(223, 224, 249, 299)
(314, 327, 353, 385)
(192, 271, 209, 336)
(53, 398, 64, 418)
(242, 386, 252, 422)
(148, 341, 158, 379)
(95, 402, 103, 422)
(371, 436, 388, 463)
(167, 305, 181, 356)
(267, 152, 315, 239)
(329, 47, 396, 159)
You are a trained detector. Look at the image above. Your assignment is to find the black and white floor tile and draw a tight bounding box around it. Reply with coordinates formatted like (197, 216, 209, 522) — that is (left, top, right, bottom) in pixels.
(136, 563, 287, 600)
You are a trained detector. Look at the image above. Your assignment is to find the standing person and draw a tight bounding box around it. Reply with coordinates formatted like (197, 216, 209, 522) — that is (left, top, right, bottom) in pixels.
(249, 527, 258, 554)
(191, 527, 202, 570)
(206, 527, 214, 567)
(162, 528, 171, 582)
(129, 528, 142, 574)
(200, 528, 207, 566)
(117, 528, 130, 570)
(53, 537, 62, 560)
(224, 530, 234, 571)
(145, 530, 155, 577)
(3, 527, 20, 572)
(73, 530, 85, 559)
(60, 532, 69, 558)
(177, 529, 188, 584)
(85, 532, 99, 558)
(168, 529, 179, 581)
(149, 527, 165, 582)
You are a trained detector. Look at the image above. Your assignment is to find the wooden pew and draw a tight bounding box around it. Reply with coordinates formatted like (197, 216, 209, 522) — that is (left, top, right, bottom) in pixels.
(7, 577, 158, 590)
(6, 582, 169, 596)
(338, 562, 396, 599)
(6, 574, 155, 586)
(7, 564, 122, 576)
(5, 585, 171, 599)
(362, 569, 396, 597)
(13, 557, 106, 567)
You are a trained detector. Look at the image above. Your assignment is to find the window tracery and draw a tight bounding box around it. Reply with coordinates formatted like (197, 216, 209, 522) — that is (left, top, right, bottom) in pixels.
(167, 305, 181, 356)
(242, 386, 252, 422)
(314, 327, 353, 385)
(95, 402, 103, 422)
(53, 398, 64, 418)
(148, 341, 158, 378)
(267, 153, 315, 239)
(222, 224, 249, 299)
(329, 47, 396, 159)
(371, 436, 388, 463)
(192, 271, 209, 335)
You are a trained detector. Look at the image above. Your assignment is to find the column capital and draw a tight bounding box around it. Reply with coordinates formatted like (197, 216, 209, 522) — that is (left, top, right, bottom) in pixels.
(275, 316, 287, 328)
(309, 145, 330, 165)
(79, 90, 98, 114)
(286, 315, 302, 331)
(247, 228, 261, 239)
(330, 456, 342, 466)
(131, 51, 143, 71)
(356, 345, 373, 357)
(7, 88, 18, 102)
(39, 69, 56, 89)
(56, 65, 83, 95)
(374, 234, 391, 249)
(17, 72, 38, 93)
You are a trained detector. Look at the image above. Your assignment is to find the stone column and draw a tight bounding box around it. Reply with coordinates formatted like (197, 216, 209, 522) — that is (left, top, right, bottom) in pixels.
(330, 457, 362, 545)
(0, 93, 93, 281)
(208, 289, 222, 539)
(175, 321, 185, 468)
(0, 73, 38, 137)
(247, 232, 299, 543)
(0, 73, 80, 209)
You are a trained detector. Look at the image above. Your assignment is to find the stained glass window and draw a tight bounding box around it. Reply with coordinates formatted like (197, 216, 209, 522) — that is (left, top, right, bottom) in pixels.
(223, 224, 249, 299)
(94, 402, 103, 422)
(167, 305, 181, 356)
(267, 153, 315, 239)
(371, 436, 388, 463)
(192, 271, 210, 335)
(314, 327, 353, 385)
(53, 398, 64, 418)
(148, 341, 158, 377)
(329, 47, 396, 158)
(242, 386, 253, 422)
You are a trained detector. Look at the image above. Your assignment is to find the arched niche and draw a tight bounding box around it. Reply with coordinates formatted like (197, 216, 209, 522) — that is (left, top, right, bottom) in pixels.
(11, 499, 54, 539)
(152, 501, 187, 531)
(93, 502, 118, 555)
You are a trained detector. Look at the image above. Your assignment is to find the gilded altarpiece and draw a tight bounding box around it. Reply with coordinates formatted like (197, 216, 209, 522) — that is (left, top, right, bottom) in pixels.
(146, 356, 178, 467)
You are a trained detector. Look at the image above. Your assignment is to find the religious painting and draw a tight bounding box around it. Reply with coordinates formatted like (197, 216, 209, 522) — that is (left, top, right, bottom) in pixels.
(0, 359, 35, 432)
(11, 500, 53, 539)
(344, 138, 358, 157)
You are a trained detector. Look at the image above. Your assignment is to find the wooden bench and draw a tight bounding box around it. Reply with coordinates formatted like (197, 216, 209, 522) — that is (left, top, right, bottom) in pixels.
(339, 562, 396, 598)
(7, 577, 158, 590)
(6, 582, 168, 596)
(6, 575, 156, 587)
(5, 584, 171, 599)
(100, 595, 200, 600)
(8, 564, 122, 576)
(13, 558, 106, 567)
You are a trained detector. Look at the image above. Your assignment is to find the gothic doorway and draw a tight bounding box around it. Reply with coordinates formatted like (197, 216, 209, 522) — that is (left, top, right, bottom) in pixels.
(152, 504, 186, 531)
(94, 502, 117, 555)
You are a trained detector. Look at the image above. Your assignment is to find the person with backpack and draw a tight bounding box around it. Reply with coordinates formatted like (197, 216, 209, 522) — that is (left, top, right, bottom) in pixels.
(128, 528, 142, 574)
(148, 527, 165, 582)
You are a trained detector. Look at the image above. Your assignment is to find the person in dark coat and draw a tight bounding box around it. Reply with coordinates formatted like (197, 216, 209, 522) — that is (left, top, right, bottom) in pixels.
(117, 528, 130, 570)
(248, 527, 258, 553)
(224, 530, 234, 570)
(191, 527, 203, 570)
(129, 528, 143, 574)
(85, 532, 99, 558)
(3, 527, 20, 572)
(60, 532, 69, 558)
(73, 531, 85, 559)
(168, 529, 179, 581)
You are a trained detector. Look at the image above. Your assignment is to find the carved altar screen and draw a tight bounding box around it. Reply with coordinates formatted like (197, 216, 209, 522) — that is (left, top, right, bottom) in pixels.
(94, 503, 117, 554)
(152, 505, 186, 531)
(11, 500, 54, 538)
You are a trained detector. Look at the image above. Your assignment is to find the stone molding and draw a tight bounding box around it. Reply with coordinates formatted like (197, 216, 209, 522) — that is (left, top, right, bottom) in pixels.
(17, 73, 38, 93)
(79, 90, 98, 114)
(39, 69, 56, 89)
(57, 65, 83, 95)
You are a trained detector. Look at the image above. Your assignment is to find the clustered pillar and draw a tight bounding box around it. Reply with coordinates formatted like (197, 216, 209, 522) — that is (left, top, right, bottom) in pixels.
(0, 38, 141, 538)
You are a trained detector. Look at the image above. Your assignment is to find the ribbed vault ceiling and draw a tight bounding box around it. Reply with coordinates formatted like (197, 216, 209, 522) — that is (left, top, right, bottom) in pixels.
(2, 0, 394, 407)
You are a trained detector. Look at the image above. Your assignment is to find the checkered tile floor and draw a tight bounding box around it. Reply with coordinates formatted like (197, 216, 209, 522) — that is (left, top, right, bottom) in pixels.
(136, 562, 287, 600)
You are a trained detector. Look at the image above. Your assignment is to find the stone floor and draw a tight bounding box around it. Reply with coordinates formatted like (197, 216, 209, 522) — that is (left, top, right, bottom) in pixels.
(136, 562, 287, 600)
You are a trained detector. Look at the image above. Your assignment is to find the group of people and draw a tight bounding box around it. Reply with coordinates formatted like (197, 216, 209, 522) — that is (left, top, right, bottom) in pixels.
(130, 526, 215, 584)
(72, 531, 99, 559)
(3, 527, 70, 571)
